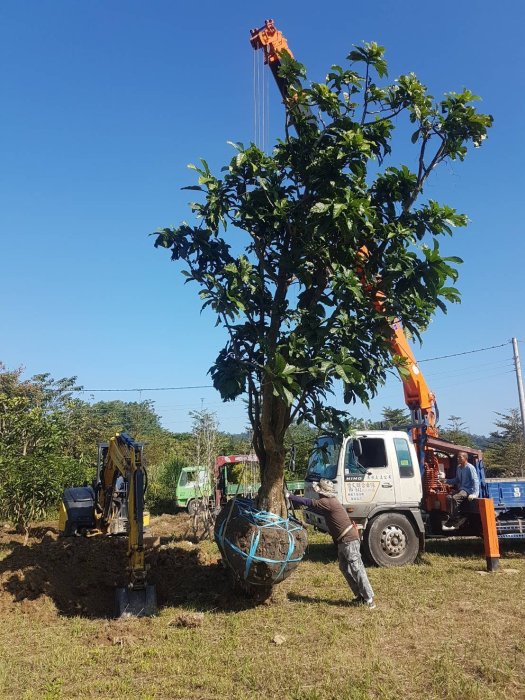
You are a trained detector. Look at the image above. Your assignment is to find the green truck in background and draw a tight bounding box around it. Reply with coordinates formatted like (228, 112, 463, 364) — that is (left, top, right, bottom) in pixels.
(174, 465, 213, 514)
(174, 455, 304, 514)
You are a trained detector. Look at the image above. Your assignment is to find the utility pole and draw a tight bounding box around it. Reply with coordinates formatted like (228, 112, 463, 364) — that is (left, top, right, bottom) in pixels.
(512, 337, 525, 443)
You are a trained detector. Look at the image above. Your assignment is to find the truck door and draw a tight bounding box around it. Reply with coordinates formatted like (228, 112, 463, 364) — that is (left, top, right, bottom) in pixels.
(343, 436, 396, 517)
(390, 435, 422, 504)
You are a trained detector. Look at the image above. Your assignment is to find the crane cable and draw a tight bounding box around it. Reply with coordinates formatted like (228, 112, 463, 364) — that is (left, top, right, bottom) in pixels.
(253, 46, 268, 150)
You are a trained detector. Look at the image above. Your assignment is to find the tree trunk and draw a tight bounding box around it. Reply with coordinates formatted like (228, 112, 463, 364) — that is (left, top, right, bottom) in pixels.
(256, 383, 289, 517)
(215, 383, 307, 597)
(257, 446, 287, 516)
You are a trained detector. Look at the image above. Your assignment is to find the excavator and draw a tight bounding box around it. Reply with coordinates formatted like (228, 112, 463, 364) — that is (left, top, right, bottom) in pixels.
(249, 19, 517, 567)
(59, 432, 157, 616)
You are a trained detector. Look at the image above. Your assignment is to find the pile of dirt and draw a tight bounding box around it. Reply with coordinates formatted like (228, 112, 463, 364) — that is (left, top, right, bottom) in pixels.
(0, 514, 240, 620)
(0, 525, 128, 618)
(149, 513, 194, 540)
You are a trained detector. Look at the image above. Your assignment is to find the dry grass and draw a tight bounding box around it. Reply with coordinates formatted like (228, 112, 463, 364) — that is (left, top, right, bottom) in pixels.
(0, 521, 524, 700)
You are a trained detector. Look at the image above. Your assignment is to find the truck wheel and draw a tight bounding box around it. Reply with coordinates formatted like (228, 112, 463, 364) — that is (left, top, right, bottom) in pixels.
(364, 513, 420, 567)
(187, 499, 199, 515)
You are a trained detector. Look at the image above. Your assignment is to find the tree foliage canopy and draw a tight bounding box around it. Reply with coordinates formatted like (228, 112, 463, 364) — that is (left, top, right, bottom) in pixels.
(154, 43, 492, 510)
(439, 414, 477, 448)
(0, 363, 264, 525)
(377, 406, 411, 429)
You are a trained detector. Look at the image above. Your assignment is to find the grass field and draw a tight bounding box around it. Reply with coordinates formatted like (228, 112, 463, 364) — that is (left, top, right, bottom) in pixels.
(0, 517, 524, 700)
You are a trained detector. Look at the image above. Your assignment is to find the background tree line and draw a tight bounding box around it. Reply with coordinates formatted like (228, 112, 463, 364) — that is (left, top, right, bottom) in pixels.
(0, 364, 252, 533)
(337, 405, 524, 477)
(1, 363, 523, 533)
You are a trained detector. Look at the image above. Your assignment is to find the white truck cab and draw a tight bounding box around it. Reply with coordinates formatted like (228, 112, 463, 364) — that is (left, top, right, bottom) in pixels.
(303, 431, 426, 566)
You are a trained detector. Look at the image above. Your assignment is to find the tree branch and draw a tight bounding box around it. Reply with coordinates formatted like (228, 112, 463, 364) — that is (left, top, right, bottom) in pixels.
(361, 60, 370, 126)
(403, 136, 447, 213)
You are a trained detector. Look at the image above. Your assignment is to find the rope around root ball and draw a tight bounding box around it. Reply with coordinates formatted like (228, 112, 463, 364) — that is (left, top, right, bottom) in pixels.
(216, 498, 305, 585)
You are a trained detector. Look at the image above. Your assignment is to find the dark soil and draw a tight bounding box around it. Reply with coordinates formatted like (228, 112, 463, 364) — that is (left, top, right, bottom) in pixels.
(0, 514, 255, 620)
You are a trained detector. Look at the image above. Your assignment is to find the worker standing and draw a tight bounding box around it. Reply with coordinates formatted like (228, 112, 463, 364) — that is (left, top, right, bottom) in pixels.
(287, 479, 375, 609)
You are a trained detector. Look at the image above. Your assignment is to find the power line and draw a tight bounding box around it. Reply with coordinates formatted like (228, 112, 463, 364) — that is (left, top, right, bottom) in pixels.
(419, 341, 510, 363)
(71, 342, 513, 393)
(75, 384, 214, 393)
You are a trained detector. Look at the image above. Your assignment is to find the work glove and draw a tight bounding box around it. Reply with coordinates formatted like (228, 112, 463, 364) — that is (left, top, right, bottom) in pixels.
(467, 494, 477, 501)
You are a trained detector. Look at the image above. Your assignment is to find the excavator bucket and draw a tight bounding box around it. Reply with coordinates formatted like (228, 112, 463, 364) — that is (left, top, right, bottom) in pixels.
(115, 584, 157, 618)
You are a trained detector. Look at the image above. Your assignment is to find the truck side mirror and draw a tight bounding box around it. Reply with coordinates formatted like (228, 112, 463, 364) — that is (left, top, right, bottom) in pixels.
(352, 439, 362, 458)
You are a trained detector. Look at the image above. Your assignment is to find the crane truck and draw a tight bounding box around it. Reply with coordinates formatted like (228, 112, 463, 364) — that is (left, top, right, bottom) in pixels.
(250, 19, 525, 568)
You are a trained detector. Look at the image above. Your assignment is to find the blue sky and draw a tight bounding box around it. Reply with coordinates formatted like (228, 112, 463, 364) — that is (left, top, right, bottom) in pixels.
(1, 1, 523, 436)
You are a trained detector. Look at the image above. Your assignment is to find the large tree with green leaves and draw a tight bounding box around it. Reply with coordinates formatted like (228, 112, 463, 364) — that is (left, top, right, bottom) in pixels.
(155, 44, 492, 515)
(64, 398, 173, 469)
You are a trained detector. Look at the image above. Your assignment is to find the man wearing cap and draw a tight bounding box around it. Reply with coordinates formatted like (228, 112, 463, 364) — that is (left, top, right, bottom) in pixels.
(287, 479, 375, 609)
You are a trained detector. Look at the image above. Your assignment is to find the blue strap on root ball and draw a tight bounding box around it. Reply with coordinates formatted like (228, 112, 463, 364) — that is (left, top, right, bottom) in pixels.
(216, 498, 305, 585)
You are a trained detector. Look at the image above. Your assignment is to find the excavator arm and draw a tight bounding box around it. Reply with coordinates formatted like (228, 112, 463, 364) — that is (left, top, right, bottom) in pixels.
(96, 434, 148, 587)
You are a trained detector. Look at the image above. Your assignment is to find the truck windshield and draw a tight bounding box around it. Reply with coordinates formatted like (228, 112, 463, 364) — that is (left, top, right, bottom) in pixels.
(306, 436, 341, 481)
(179, 470, 196, 487)
(344, 437, 388, 476)
(179, 468, 208, 488)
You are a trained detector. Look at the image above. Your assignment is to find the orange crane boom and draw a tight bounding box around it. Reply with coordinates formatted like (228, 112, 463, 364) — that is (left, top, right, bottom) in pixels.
(250, 19, 294, 101)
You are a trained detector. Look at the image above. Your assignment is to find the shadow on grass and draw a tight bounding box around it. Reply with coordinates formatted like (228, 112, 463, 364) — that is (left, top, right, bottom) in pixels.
(425, 537, 525, 560)
(287, 592, 352, 607)
(148, 500, 182, 516)
(303, 536, 525, 568)
(0, 530, 262, 619)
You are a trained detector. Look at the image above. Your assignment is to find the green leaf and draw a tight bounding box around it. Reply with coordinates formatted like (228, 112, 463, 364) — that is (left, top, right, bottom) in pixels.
(282, 386, 295, 406)
(311, 202, 330, 214)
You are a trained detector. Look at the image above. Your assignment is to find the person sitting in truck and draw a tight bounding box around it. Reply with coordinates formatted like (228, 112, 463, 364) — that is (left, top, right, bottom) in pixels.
(287, 479, 376, 609)
(443, 451, 479, 524)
